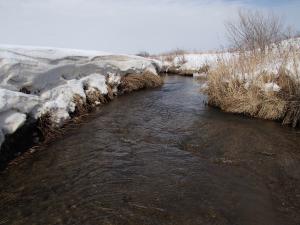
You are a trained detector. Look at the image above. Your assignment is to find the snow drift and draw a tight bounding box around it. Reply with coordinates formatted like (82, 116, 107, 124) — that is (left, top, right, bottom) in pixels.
(0, 45, 162, 150)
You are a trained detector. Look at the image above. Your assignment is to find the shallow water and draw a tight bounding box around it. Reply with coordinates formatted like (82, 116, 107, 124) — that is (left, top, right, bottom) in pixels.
(0, 75, 300, 225)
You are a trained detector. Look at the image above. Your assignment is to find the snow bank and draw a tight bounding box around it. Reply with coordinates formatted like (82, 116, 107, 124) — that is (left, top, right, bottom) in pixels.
(0, 89, 40, 147)
(0, 45, 161, 148)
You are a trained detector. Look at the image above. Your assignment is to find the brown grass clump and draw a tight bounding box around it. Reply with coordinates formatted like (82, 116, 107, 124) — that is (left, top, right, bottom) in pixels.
(279, 69, 300, 127)
(283, 101, 300, 127)
(205, 45, 300, 127)
(72, 94, 88, 116)
(119, 71, 163, 93)
(37, 112, 63, 141)
(85, 89, 108, 107)
(106, 85, 115, 101)
(206, 72, 287, 120)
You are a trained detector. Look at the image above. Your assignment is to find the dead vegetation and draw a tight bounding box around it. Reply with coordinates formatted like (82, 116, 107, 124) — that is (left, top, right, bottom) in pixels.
(119, 71, 163, 93)
(225, 9, 286, 52)
(205, 47, 300, 127)
(37, 112, 63, 141)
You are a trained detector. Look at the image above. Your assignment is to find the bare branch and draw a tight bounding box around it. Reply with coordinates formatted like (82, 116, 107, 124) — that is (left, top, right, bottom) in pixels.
(225, 9, 286, 53)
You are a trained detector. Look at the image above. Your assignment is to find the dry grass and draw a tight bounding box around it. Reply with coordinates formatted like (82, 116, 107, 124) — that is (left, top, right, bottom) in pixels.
(85, 89, 111, 108)
(205, 45, 300, 127)
(198, 64, 210, 74)
(37, 112, 63, 141)
(72, 94, 88, 116)
(106, 85, 115, 101)
(119, 71, 163, 93)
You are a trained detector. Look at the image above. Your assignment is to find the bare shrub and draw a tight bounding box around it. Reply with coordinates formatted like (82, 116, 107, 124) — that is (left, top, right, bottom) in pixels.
(164, 54, 176, 63)
(225, 9, 285, 52)
(174, 49, 187, 65)
(158, 48, 187, 65)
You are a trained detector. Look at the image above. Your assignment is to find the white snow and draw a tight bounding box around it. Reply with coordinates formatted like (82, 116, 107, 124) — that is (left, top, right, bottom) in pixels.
(0, 111, 27, 135)
(178, 53, 221, 70)
(0, 44, 111, 60)
(0, 89, 41, 147)
(264, 82, 281, 92)
(159, 52, 232, 72)
(0, 45, 160, 148)
(82, 74, 108, 94)
(0, 89, 40, 113)
(108, 72, 121, 85)
(37, 79, 86, 125)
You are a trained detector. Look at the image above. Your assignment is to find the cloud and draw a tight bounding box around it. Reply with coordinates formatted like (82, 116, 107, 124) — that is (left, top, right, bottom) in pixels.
(0, 0, 299, 53)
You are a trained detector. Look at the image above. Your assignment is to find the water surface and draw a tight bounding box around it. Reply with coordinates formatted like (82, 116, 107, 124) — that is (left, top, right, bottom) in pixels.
(1, 76, 300, 225)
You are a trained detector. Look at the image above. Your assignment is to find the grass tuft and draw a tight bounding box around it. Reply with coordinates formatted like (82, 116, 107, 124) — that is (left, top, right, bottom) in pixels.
(119, 71, 163, 93)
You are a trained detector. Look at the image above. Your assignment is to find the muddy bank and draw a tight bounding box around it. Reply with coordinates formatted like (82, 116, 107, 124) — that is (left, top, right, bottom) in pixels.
(0, 72, 163, 170)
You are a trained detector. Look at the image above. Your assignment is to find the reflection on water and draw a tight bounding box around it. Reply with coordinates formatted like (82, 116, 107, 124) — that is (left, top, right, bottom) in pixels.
(0, 75, 300, 225)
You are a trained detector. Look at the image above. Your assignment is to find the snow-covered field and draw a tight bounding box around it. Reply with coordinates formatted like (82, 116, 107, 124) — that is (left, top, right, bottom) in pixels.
(157, 38, 300, 78)
(156, 51, 232, 76)
(0, 45, 161, 148)
(175, 53, 228, 71)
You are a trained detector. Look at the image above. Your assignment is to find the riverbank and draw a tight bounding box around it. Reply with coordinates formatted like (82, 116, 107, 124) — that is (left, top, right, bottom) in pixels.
(0, 45, 163, 169)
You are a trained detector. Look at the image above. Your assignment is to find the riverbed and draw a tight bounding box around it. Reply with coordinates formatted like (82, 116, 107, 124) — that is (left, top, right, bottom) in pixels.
(0, 75, 300, 225)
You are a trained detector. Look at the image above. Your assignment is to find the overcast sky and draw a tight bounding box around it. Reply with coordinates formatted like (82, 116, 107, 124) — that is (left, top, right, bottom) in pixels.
(0, 0, 299, 54)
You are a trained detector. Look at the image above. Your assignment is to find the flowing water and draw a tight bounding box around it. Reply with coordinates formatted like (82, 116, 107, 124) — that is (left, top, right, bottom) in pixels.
(0, 75, 300, 225)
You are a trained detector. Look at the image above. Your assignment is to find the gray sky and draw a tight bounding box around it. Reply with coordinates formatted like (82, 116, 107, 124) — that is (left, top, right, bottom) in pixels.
(0, 0, 299, 54)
